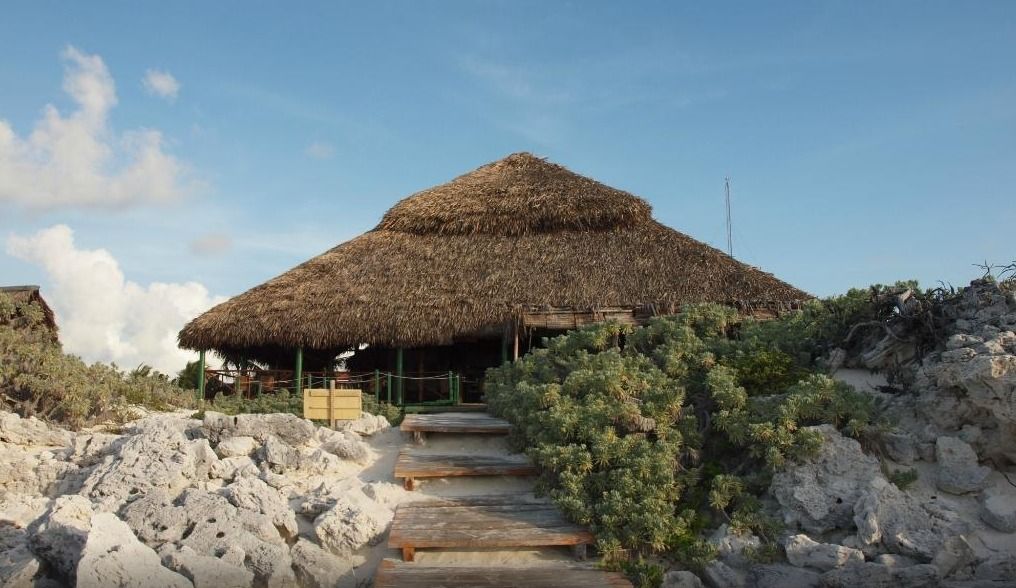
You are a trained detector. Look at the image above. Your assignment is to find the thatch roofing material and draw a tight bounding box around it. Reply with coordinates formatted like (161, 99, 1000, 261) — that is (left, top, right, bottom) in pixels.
(179, 153, 809, 352)
(1, 285, 59, 338)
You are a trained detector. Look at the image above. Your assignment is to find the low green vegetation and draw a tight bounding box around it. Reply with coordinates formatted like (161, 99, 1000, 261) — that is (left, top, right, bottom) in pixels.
(194, 388, 402, 426)
(888, 467, 919, 490)
(486, 301, 880, 570)
(0, 293, 194, 429)
(362, 393, 404, 425)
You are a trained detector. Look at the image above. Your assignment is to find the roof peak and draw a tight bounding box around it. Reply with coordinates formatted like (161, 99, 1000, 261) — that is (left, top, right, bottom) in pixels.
(376, 153, 653, 236)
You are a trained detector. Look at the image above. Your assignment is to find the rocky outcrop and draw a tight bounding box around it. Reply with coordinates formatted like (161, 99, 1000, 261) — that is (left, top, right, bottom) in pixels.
(202, 412, 317, 446)
(289, 538, 355, 588)
(0, 409, 394, 587)
(160, 545, 255, 588)
(853, 476, 965, 561)
(770, 425, 881, 534)
(77, 417, 219, 511)
(934, 436, 990, 495)
(28, 495, 94, 581)
(783, 534, 863, 571)
(979, 487, 1016, 532)
(222, 476, 298, 540)
(313, 489, 391, 556)
(0, 412, 72, 447)
(75, 512, 192, 588)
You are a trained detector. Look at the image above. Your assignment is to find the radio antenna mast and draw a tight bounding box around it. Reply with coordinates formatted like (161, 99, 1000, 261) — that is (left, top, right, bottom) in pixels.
(725, 177, 733, 257)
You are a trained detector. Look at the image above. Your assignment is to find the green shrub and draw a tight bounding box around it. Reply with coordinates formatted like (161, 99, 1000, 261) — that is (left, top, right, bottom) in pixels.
(486, 303, 874, 567)
(202, 388, 303, 417)
(362, 393, 403, 425)
(0, 293, 194, 428)
(618, 557, 665, 588)
(888, 467, 919, 490)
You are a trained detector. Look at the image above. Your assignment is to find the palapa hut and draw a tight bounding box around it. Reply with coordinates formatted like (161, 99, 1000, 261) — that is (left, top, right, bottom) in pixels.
(1, 285, 59, 342)
(179, 153, 809, 404)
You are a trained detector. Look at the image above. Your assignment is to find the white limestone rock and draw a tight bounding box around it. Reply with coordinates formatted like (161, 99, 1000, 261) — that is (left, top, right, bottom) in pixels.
(0, 444, 80, 497)
(29, 495, 94, 581)
(0, 528, 43, 588)
(932, 535, 977, 580)
(935, 436, 990, 495)
(289, 538, 356, 588)
(0, 493, 52, 528)
(75, 512, 192, 588)
(662, 570, 705, 588)
(161, 545, 254, 588)
(974, 556, 1016, 582)
(749, 564, 821, 588)
(221, 476, 298, 540)
(770, 425, 881, 534)
(317, 428, 372, 464)
(853, 476, 963, 561)
(261, 435, 300, 473)
(313, 491, 391, 556)
(337, 412, 390, 436)
(979, 486, 1016, 532)
(709, 524, 760, 569)
(77, 417, 219, 511)
(701, 560, 744, 588)
(0, 412, 71, 447)
(784, 534, 863, 571)
(210, 456, 259, 482)
(203, 412, 316, 446)
(216, 436, 258, 458)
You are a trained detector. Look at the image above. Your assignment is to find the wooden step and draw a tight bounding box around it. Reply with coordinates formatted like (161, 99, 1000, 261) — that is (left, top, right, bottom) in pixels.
(374, 559, 633, 587)
(388, 495, 594, 562)
(404, 403, 489, 414)
(395, 450, 539, 489)
(400, 413, 511, 442)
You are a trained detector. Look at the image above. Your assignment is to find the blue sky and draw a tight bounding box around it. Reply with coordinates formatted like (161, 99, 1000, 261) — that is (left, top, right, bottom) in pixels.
(1, 2, 1014, 371)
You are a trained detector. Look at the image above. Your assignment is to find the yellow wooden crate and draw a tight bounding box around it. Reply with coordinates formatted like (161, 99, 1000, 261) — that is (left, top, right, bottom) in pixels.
(303, 388, 362, 421)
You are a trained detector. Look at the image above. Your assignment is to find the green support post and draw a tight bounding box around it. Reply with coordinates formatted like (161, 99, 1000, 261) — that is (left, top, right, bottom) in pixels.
(374, 369, 380, 401)
(395, 348, 404, 406)
(295, 347, 304, 396)
(386, 372, 392, 404)
(197, 350, 206, 402)
(456, 374, 461, 403)
(448, 371, 454, 404)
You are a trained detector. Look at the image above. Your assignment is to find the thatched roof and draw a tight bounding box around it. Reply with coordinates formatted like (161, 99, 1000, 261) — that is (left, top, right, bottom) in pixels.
(1, 285, 59, 338)
(179, 153, 809, 353)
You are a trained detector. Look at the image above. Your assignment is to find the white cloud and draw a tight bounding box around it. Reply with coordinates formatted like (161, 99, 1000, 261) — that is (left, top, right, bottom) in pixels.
(305, 141, 335, 160)
(6, 225, 225, 375)
(143, 69, 180, 101)
(0, 46, 190, 210)
(188, 232, 232, 256)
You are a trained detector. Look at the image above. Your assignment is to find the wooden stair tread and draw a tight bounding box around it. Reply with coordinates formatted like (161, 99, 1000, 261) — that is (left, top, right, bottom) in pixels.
(389, 498, 593, 550)
(374, 559, 633, 588)
(395, 450, 538, 480)
(400, 413, 511, 434)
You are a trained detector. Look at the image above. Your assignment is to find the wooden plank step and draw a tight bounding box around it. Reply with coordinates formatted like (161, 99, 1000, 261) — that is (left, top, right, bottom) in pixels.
(374, 559, 633, 588)
(395, 450, 538, 489)
(400, 413, 511, 436)
(404, 403, 489, 414)
(389, 495, 594, 561)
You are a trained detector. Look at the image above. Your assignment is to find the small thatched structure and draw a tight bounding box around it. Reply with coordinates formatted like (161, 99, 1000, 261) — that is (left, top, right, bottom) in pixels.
(179, 153, 809, 398)
(1, 285, 59, 340)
